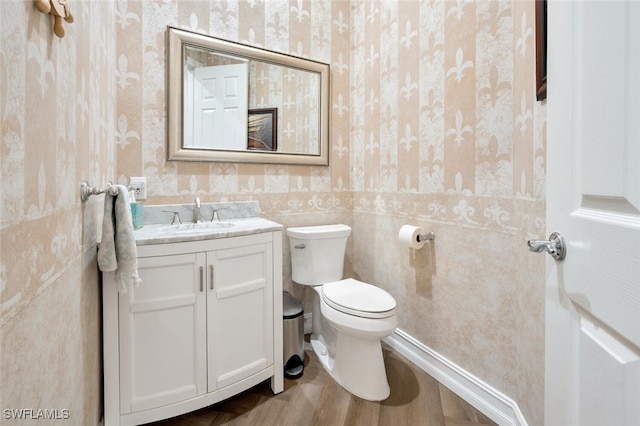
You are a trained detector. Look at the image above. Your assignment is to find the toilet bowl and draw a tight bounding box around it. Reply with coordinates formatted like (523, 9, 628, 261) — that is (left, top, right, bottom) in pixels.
(287, 225, 398, 401)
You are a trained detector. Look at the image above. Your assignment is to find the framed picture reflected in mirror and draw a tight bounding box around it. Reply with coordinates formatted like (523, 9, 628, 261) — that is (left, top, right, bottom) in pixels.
(536, 0, 547, 101)
(248, 108, 277, 151)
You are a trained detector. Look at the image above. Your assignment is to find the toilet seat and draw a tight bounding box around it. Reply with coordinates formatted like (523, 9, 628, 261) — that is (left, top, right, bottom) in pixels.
(321, 278, 396, 319)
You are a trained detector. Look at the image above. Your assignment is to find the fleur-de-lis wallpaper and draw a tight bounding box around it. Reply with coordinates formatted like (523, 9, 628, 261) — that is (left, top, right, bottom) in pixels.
(2, 1, 115, 423)
(1, 1, 545, 424)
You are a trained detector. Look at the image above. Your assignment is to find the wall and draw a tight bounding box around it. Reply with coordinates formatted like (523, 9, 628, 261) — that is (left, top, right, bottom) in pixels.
(349, 1, 545, 424)
(0, 1, 115, 423)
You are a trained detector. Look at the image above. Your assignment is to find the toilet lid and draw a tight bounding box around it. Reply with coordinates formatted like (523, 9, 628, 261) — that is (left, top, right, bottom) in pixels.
(321, 278, 396, 319)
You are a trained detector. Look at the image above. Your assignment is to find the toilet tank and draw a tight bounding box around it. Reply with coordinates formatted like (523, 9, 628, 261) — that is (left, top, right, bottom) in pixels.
(286, 224, 351, 286)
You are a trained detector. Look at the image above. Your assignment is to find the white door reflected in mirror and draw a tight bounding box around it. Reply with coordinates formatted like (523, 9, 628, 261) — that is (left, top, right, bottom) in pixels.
(187, 63, 248, 150)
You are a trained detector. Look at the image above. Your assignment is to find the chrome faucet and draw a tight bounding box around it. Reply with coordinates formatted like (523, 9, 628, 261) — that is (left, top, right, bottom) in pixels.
(193, 197, 201, 223)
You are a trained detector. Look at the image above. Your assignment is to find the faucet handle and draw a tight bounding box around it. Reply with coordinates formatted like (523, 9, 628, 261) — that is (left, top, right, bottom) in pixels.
(163, 210, 182, 225)
(210, 209, 220, 222)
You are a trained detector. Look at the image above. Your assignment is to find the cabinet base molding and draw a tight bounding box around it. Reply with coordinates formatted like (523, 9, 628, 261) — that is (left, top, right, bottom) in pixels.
(117, 368, 276, 426)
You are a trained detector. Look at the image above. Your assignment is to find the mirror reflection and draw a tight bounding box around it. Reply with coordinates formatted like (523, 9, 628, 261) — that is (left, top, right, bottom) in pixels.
(167, 27, 330, 165)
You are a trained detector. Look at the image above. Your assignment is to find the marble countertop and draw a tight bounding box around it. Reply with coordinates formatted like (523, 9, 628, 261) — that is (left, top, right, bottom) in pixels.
(134, 217, 283, 245)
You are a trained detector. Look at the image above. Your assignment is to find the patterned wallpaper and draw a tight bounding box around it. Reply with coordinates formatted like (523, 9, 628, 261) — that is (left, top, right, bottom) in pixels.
(1, 1, 545, 425)
(349, 2, 545, 423)
(1, 1, 115, 423)
(351, 0, 544, 227)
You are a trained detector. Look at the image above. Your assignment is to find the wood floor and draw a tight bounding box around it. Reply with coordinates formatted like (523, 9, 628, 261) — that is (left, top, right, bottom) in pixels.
(147, 341, 497, 426)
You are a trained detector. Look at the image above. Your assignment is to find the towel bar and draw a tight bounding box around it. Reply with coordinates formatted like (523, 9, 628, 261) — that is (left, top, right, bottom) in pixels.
(80, 180, 132, 202)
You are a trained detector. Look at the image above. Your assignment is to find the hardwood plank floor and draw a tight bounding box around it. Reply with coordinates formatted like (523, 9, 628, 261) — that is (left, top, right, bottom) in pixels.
(147, 342, 497, 426)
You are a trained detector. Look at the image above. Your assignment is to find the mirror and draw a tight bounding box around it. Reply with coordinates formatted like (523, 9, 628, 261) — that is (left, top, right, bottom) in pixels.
(167, 26, 330, 166)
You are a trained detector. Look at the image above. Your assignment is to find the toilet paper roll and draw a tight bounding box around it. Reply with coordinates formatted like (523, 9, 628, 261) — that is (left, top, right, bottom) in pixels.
(398, 225, 425, 249)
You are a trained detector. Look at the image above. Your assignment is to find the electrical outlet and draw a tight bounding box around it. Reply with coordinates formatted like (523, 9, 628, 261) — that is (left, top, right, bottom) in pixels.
(130, 177, 147, 200)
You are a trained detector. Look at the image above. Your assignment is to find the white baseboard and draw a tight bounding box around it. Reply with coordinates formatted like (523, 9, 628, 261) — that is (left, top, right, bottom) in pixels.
(384, 329, 528, 426)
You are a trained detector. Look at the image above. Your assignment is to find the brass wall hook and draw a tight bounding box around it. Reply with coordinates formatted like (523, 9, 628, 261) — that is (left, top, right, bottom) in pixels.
(35, 0, 74, 38)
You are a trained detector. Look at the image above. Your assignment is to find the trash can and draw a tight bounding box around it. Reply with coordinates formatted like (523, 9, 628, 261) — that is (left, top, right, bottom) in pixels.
(283, 291, 304, 378)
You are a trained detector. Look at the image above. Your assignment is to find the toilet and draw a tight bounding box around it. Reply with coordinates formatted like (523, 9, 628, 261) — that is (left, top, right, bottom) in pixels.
(287, 224, 398, 401)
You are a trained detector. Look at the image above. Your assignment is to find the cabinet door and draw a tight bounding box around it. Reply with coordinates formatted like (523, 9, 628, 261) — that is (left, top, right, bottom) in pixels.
(119, 252, 207, 414)
(207, 242, 273, 391)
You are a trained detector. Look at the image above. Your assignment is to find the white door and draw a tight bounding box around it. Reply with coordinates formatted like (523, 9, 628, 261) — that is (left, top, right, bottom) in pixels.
(193, 63, 248, 150)
(544, 1, 640, 425)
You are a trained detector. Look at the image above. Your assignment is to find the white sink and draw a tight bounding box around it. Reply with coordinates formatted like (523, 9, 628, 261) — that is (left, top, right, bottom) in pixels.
(133, 217, 282, 245)
(159, 221, 235, 232)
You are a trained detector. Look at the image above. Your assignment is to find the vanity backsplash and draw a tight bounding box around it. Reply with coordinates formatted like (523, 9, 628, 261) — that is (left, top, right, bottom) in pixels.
(143, 201, 260, 225)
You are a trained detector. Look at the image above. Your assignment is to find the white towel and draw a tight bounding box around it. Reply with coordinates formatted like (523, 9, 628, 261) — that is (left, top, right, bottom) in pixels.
(97, 185, 142, 292)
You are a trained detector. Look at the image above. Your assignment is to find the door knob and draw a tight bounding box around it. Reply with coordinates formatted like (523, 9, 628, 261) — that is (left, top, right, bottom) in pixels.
(527, 232, 567, 261)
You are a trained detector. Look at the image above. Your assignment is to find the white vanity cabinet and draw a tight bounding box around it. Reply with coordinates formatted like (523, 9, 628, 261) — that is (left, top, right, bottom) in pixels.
(102, 229, 283, 426)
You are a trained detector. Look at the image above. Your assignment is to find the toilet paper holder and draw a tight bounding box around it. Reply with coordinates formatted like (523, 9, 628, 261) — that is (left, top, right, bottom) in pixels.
(398, 225, 435, 249)
(418, 232, 435, 242)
